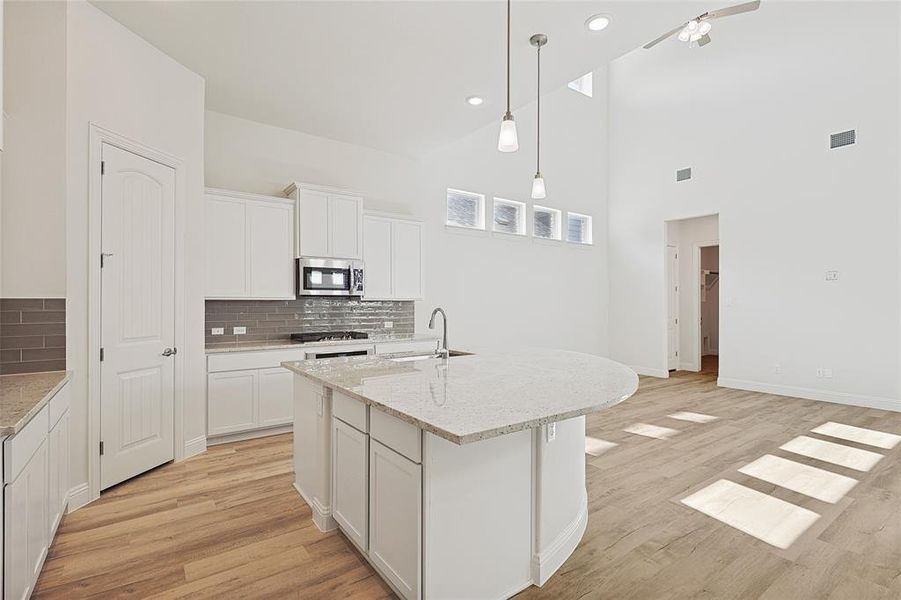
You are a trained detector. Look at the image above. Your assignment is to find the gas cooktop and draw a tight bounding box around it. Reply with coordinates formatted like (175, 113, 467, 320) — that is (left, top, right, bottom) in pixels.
(290, 331, 369, 343)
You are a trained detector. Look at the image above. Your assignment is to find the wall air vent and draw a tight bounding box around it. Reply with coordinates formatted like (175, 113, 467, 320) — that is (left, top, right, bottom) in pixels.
(676, 167, 692, 182)
(830, 129, 856, 149)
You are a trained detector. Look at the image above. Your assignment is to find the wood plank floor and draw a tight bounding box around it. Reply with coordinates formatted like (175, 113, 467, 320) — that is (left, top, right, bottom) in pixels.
(35, 366, 901, 599)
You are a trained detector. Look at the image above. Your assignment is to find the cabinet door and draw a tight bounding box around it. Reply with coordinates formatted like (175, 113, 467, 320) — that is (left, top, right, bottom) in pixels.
(362, 216, 393, 300)
(258, 367, 293, 427)
(328, 194, 362, 259)
(391, 221, 423, 300)
(5, 438, 49, 600)
(205, 196, 248, 298)
(248, 202, 294, 299)
(332, 418, 369, 551)
(47, 411, 69, 536)
(208, 371, 258, 436)
(370, 440, 421, 600)
(298, 190, 330, 258)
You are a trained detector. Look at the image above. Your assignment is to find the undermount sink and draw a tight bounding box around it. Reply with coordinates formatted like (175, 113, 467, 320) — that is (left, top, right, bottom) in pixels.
(390, 350, 474, 362)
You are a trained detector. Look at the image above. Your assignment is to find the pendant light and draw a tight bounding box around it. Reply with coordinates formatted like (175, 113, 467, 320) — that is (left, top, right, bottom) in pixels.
(530, 33, 547, 199)
(497, 0, 519, 152)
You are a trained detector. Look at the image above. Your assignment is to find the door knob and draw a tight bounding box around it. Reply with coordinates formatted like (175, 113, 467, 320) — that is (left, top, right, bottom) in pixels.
(162, 348, 177, 357)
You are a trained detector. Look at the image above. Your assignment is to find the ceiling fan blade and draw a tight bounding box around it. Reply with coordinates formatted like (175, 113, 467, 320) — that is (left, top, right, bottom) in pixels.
(704, 0, 761, 20)
(643, 23, 687, 49)
(697, 33, 712, 46)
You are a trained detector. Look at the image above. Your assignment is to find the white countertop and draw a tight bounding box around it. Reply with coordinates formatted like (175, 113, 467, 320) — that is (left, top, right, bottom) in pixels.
(206, 333, 439, 354)
(282, 348, 638, 444)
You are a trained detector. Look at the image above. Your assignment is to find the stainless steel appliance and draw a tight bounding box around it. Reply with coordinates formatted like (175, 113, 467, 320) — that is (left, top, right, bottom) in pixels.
(297, 257, 364, 296)
(292, 331, 373, 359)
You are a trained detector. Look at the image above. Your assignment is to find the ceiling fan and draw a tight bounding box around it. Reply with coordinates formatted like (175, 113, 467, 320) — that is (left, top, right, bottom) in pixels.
(643, 0, 761, 49)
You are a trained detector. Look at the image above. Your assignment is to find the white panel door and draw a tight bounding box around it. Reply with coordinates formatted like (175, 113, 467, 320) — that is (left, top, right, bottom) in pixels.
(328, 194, 362, 259)
(205, 196, 248, 298)
(100, 144, 176, 490)
(392, 221, 423, 300)
(208, 370, 258, 436)
(667, 244, 679, 371)
(332, 417, 369, 551)
(370, 440, 421, 600)
(298, 189, 330, 257)
(363, 216, 393, 300)
(4, 439, 49, 600)
(248, 202, 294, 298)
(258, 367, 293, 427)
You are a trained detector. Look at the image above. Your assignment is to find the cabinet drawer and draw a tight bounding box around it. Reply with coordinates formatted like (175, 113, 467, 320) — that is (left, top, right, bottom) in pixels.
(4, 405, 49, 484)
(207, 348, 308, 373)
(48, 382, 70, 430)
(333, 391, 368, 433)
(375, 340, 438, 356)
(370, 409, 421, 463)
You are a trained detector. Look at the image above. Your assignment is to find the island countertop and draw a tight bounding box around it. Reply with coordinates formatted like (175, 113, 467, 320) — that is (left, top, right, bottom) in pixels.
(282, 348, 638, 444)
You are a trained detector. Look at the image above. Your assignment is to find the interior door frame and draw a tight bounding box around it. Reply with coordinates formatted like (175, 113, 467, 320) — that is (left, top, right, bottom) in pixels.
(692, 240, 720, 372)
(666, 244, 680, 371)
(87, 123, 187, 505)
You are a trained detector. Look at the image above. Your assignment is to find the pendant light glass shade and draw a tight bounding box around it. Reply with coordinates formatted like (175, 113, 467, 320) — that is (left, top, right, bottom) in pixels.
(531, 173, 546, 199)
(498, 114, 519, 152)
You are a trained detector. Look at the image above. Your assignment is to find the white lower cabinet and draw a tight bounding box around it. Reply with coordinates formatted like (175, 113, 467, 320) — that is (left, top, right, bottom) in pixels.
(208, 370, 259, 436)
(47, 410, 69, 536)
(369, 440, 421, 600)
(4, 437, 49, 600)
(331, 418, 369, 551)
(258, 368, 294, 427)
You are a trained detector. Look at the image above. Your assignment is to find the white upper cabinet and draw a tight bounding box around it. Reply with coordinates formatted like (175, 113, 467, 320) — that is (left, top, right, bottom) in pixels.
(286, 183, 363, 260)
(205, 188, 295, 300)
(363, 214, 423, 301)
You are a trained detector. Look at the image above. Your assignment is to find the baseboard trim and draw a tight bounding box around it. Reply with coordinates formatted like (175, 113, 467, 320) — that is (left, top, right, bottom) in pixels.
(717, 378, 901, 413)
(531, 490, 588, 587)
(183, 435, 207, 459)
(293, 482, 337, 532)
(67, 482, 92, 512)
(208, 424, 292, 446)
(630, 365, 670, 378)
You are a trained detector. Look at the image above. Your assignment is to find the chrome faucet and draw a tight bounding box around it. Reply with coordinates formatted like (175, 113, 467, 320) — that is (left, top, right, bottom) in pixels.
(428, 307, 449, 358)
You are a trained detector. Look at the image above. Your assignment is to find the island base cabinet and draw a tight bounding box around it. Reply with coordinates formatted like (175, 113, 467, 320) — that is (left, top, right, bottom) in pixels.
(369, 440, 421, 600)
(332, 418, 369, 551)
(47, 410, 70, 536)
(5, 438, 49, 600)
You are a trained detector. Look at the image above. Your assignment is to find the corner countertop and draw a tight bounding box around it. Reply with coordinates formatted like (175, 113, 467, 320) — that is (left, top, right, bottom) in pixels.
(0, 370, 72, 436)
(282, 348, 638, 445)
(205, 333, 439, 355)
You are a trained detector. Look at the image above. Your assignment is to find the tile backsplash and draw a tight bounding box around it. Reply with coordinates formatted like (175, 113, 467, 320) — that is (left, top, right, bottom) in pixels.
(0, 298, 67, 375)
(205, 297, 414, 345)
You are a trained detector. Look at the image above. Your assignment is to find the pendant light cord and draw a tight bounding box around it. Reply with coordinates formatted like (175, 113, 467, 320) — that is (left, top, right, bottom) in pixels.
(536, 42, 541, 172)
(506, 0, 511, 114)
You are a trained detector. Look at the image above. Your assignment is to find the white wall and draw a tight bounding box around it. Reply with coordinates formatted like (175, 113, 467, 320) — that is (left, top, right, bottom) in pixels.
(66, 1, 206, 503)
(609, 2, 900, 408)
(205, 69, 609, 355)
(1, 0, 67, 298)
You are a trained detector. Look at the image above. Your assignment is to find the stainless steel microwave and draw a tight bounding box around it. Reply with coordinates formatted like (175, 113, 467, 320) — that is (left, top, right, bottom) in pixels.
(297, 257, 364, 296)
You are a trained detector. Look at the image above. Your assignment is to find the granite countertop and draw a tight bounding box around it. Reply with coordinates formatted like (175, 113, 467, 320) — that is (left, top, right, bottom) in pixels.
(282, 348, 638, 445)
(0, 371, 72, 436)
(206, 333, 440, 354)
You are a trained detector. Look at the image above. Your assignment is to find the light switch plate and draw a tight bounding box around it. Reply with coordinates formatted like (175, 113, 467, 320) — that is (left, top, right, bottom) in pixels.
(825, 271, 839, 281)
(211, 327, 224, 336)
(233, 326, 247, 335)
(546, 422, 557, 442)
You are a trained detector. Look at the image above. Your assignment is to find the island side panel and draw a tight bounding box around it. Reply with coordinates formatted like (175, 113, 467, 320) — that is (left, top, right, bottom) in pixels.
(422, 429, 532, 600)
(293, 374, 337, 531)
(532, 416, 588, 585)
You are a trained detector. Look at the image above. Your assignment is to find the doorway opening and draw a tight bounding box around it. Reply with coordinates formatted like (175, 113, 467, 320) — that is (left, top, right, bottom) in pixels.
(664, 214, 719, 375)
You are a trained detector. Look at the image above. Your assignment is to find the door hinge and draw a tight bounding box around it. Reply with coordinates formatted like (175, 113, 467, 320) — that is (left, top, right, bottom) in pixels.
(101, 161, 105, 175)
(100, 441, 104, 456)
(100, 347, 105, 362)
(101, 253, 105, 268)
(675, 318, 678, 325)
(676, 351, 679, 356)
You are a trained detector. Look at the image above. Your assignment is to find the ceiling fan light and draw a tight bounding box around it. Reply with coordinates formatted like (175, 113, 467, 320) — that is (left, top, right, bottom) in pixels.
(686, 19, 699, 32)
(690, 32, 703, 42)
(678, 29, 691, 42)
(531, 173, 546, 199)
(498, 114, 519, 152)
(699, 20, 712, 35)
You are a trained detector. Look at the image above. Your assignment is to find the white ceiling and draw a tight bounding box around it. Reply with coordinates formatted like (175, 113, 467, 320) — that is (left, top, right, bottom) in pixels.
(93, 1, 697, 157)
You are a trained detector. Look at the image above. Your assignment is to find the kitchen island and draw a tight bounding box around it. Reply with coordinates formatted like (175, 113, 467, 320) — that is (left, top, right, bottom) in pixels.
(282, 349, 638, 599)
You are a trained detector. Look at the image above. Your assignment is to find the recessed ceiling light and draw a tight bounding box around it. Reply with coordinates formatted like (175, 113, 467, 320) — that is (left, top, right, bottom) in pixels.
(466, 96, 484, 106)
(586, 14, 611, 32)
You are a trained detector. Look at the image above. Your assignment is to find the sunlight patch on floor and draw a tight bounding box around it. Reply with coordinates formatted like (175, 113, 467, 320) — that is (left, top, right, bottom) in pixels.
(738, 454, 857, 504)
(585, 437, 618, 456)
(811, 422, 901, 450)
(624, 423, 679, 440)
(668, 411, 718, 424)
(681, 479, 820, 549)
(780, 436, 884, 472)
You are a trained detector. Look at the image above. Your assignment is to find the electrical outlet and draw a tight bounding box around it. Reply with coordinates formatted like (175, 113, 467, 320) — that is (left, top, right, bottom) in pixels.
(211, 327, 224, 336)
(823, 368, 833, 378)
(546, 422, 557, 442)
(384, 321, 394, 329)
(825, 270, 839, 281)
(233, 326, 247, 335)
